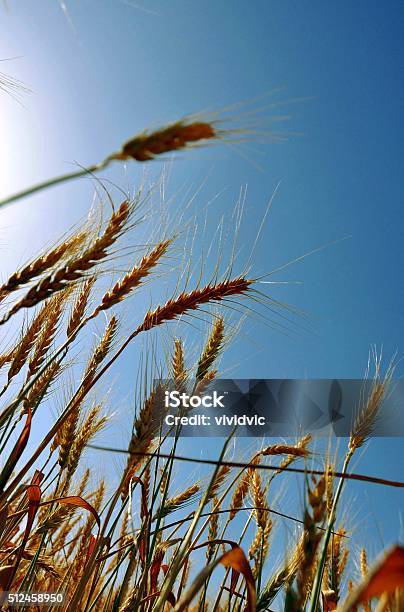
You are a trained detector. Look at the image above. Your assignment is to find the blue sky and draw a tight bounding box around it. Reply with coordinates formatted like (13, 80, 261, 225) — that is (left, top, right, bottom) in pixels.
(1, 0, 403, 584)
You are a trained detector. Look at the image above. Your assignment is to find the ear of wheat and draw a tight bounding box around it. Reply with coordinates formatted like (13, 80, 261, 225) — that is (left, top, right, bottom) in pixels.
(109, 121, 216, 162)
(0, 201, 131, 323)
(136, 278, 251, 333)
(349, 351, 394, 452)
(89, 238, 172, 318)
(196, 317, 224, 381)
(0, 231, 86, 304)
(172, 338, 186, 382)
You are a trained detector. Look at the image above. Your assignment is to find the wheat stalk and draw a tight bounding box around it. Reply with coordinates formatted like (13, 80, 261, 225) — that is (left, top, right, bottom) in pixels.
(0, 231, 86, 304)
(229, 457, 259, 522)
(6, 303, 48, 382)
(22, 361, 62, 415)
(27, 291, 68, 378)
(206, 497, 220, 564)
(89, 239, 172, 318)
(55, 403, 83, 469)
(121, 387, 162, 496)
(67, 404, 108, 478)
(172, 338, 186, 382)
(196, 317, 224, 380)
(260, 443, 310, 459)
(136, 277, 251, 334)
(82, 316, 118, 385)
(67, 277, 96, 337)
(0, 352, 11, 369)
(0, 118, 222, 210)
(109, 121, 216, 162)
(250, 469, 268, 531)
(310, 353, 395, 611)
(327, 527, 348, 603)
(207, 465, 231, 502)
(0, 201, 130, 323)
(162, 483, 200, 517)
(349, 351, 394, 452)
(257, 535, 304, 610)
(287, 476, 326, 610)
(2, 100, 399, 612)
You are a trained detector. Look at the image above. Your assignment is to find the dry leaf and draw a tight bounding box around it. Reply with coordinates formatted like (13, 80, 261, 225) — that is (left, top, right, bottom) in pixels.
(340, 546, 404, 611)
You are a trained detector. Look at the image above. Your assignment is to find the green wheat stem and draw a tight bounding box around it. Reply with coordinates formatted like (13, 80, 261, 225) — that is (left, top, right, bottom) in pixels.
(153, 429, 237, 612)
(0, 160, 108, 210)
(308, 449, 353, 612)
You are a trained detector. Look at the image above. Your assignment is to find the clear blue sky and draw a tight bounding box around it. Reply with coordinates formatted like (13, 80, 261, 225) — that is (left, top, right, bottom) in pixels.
(1, 0, 403, 581)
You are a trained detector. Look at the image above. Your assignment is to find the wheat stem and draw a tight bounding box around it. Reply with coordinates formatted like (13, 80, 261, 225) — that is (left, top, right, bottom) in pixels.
(0, 162, 105, 210)
(0, 119, 218, 210)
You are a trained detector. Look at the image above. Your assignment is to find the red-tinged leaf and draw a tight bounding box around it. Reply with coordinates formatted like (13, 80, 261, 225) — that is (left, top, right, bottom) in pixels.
(148, 541, 182, 607)
(21, 484, 41, 548)
(129, 476, 148, 520)
(340, 546, 404, 611)
(219, 547, 256, 612)
(86, 535, 97, 564)
(151, 540, 181, 594)
(230, 566, 240, 598)
(41, 495, 100, 529)
(149, 561, 173, 607)
(151, 555, 163, 593)
(322, 589, 337, 610)
(2, 484, 41, 591)
(15, 471, 45, 516)
(31, 470, 44, 486)
(167, 592, 176, 607)
(173, 545, 255, 612)
(0, 505, 8, 538)
(0, 408, 32, 493)
(0, 565, 14, 591)
(192, 538, 241, 598)
(139, 534, 147, 564)
(140, 591, 176, 607)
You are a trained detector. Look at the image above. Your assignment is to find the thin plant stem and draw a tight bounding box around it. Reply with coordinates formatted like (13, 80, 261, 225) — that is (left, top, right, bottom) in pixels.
(152, 429, 236, 612)
(308, 449, 353, 612)
(0, 161, 107, 210)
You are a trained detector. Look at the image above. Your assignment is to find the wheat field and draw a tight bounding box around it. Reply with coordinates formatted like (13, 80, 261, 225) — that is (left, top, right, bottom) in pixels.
(0, 112, 403, 612)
